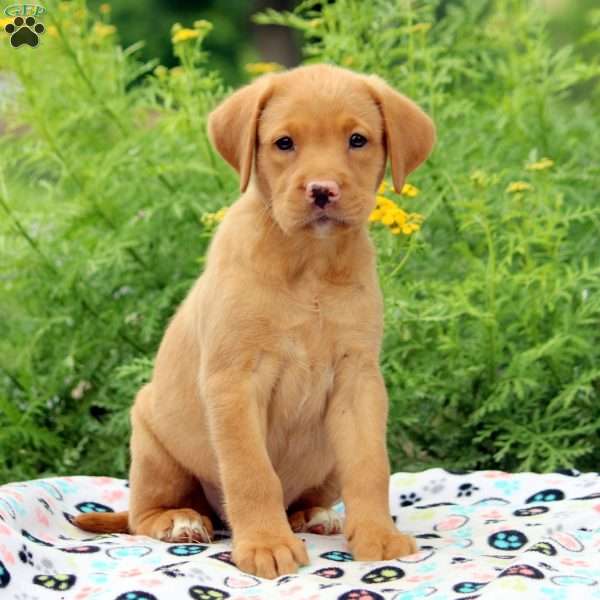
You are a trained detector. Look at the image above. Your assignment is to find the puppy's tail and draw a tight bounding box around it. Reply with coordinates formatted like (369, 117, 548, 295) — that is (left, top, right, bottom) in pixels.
(74, 511, 130, 534)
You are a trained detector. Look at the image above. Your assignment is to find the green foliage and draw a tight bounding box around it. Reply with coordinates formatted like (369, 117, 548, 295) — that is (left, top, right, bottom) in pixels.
(1, 0, 599, 482)
(0, 0, 235, 482)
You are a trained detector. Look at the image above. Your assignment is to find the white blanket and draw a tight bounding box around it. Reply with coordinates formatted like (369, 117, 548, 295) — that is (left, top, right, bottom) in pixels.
(1, 469, 599, 599)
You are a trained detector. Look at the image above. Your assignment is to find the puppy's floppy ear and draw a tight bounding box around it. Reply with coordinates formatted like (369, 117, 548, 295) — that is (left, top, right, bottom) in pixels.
(208, 76, 273, 192)
(366, 76, 436, 193)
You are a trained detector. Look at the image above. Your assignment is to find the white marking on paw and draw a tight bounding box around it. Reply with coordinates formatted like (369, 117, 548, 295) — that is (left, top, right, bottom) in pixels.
(166, 515, 211, 543)
(305, 508, 343, 535)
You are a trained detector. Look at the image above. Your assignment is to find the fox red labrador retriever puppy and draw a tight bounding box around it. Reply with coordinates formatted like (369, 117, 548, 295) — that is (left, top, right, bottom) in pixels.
(75, 64, 435, 579)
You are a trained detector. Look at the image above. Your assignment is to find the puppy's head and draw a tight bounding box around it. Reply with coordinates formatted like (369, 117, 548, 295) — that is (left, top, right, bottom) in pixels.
(208, 65, 435, 237)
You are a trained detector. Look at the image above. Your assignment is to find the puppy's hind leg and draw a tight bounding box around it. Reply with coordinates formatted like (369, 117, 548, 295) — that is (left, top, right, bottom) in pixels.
(288, 475, 343, 535)
(128, 389, 215, 543)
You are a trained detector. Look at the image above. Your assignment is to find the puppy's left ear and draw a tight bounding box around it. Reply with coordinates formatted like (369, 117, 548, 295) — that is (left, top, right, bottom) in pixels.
(208, 76, 274, 192)
(366, 76, 436, 193)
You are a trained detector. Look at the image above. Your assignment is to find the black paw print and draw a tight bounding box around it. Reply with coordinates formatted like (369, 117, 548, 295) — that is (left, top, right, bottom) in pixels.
(18, 545, 33, 566)
(399, 492, 421, 507)
(457, 482, 479, 498)
(4, 16, 45, 48)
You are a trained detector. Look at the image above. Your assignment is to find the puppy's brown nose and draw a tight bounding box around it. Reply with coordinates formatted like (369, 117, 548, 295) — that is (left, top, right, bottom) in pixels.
(306, 180, 340, 208)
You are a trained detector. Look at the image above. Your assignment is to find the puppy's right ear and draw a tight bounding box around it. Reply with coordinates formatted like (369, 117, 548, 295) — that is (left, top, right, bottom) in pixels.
(208, 77, 273, 192)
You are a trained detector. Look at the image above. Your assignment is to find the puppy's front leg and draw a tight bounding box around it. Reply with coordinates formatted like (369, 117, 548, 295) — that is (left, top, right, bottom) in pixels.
(204, 368, 309, 578)
(326, 357, 417, 560)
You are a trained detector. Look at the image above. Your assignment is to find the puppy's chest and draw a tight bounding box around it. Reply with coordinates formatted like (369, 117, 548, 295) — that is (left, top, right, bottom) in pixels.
(269, 292, 352, 422)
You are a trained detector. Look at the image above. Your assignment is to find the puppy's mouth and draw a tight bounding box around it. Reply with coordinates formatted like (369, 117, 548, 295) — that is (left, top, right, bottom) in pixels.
(305, 213, 349, 228)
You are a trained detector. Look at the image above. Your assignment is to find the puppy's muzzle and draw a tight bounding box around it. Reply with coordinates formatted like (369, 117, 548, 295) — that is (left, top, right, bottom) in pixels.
(306, 180, 340, 209)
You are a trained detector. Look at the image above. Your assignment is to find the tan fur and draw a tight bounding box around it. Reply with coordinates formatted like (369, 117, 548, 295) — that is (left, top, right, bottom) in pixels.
(75, 64, 435, 578)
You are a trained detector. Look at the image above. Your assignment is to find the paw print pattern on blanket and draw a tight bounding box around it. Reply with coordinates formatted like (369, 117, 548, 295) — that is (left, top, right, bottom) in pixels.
(399, 492, 422, 507)
(338, 590, 384, 600)
(32, 573, 76, 591)
(453, 581, 488, 593)
(0, 561, 11, 587)
(457, 482, 479, 497)
(526, 489, 565, 503)
(1, 470, 600, 599)
(76, 501, 114, 513)
(499, 564, 545, 579)
(167, 544, 207, 556)
(488, 530, 528, 550)
(361, 566, 405, 583)
(188, 585, 230, 599)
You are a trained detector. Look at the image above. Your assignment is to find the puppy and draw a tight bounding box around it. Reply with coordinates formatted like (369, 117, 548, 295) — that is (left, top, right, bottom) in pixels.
(75, 64, 435, 579)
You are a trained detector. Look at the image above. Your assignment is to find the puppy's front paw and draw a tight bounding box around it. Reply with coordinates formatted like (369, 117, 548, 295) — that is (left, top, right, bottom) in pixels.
(348, 521, 417, 561)
(233, 531, 309, 579)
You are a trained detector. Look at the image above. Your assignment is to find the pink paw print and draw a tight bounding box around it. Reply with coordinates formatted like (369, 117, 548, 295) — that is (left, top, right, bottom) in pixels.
(35, 507, 50, 527)
(102, 489, 125, 503)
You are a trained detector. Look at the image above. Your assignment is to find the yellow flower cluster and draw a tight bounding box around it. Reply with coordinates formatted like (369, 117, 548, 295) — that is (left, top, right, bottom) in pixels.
(369, 181, 423, 235)
(172, 28, 199, 44)
(245, 62, 284, 76)
(526, 157, 554, 171)
(171, 20, 212, 45)
(92, 22, 116, 38)
(401, 183, 419, 197)
(0, 17, 12, 28)
(201, 207, 228, 228)
(506, 181, 534, 193)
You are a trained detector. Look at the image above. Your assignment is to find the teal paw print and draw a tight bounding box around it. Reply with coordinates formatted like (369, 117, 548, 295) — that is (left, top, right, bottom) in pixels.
(540, 588, 567, 600)
(525, 489, 565, 503)
(488, 530, 528, 550)
(453, 581, 487, 593)
(320, 550, 353, 562)
(494, 480, 520, 495)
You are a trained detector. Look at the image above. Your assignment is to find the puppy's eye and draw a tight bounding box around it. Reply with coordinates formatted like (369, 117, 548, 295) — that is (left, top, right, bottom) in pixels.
(275, 136, 294, 151)
(349, 133, 368, 148)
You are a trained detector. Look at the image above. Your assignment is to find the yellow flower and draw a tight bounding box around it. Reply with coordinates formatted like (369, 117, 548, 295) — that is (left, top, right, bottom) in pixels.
(99, 3, 111, 14)
(0, 17, 12, 28)
(526, 157, 554, 171)
(506, 181, 533, 193)
(47, 25, 58, 37)
(401, 183, 420, 197)
(171, 22, 182, 33)
(92, 22, 116, 38)
(369, 209, 382, 222)
(245, 62, 284, 76)
(369, 194, 422, 235)
(378, 180, 391, 194)
(202, 207, 228, 228)
(172, 28, 200, 44)
(376, 195, 396, 210)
